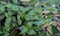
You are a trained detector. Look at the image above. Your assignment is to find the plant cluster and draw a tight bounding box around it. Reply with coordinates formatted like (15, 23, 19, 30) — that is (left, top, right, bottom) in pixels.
(0, 0, 60, 36)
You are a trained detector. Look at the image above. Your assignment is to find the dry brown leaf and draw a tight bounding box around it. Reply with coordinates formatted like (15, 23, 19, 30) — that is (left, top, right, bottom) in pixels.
(47, 26, 53, 34)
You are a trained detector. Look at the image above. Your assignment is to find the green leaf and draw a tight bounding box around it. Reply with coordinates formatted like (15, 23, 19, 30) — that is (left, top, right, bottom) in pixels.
(34, 7, 42, 13)
(52, 26, 59, 34)
(17, 20, 22, 25)
(0, 15, 5, 20)
(25, 10, 38, 21)
(0, 1, 7, 5)
(17, 15, 22, 25)
(5, 3, 12, 8)
(18, 6, 25, 11)
(46, 7, 55, 11)
(33, 20, 45, 26)
(46, 32, 51, 36)
(12, 0, 18, 4)
(33, 26, 40, 32)
(5, 17, 11, 27)
(27, 29, 36, 35)
(5, 12, 12, 17)
(25, 22, 33, 28)
(19, 26, 28, 34)
(20, 12, 26, 18)
(0, 6, 5, 12)
(29, 10, 36, 15)
(5, 17, 11, 31)
(33, 15, 40, 20)
(50, 0, 59, 4)
(12, 16, 16, 22)
(3, 32, 9, 36)
(44, 19, 52, 24)
(5, 3, 19, 11)
(23, 7, 31, 12)
(10, 5, 19, 11)
(5, 11, 15, 17)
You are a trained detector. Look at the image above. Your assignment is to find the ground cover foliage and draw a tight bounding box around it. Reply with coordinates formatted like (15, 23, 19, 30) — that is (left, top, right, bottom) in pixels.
(0, 0, 60, 36)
